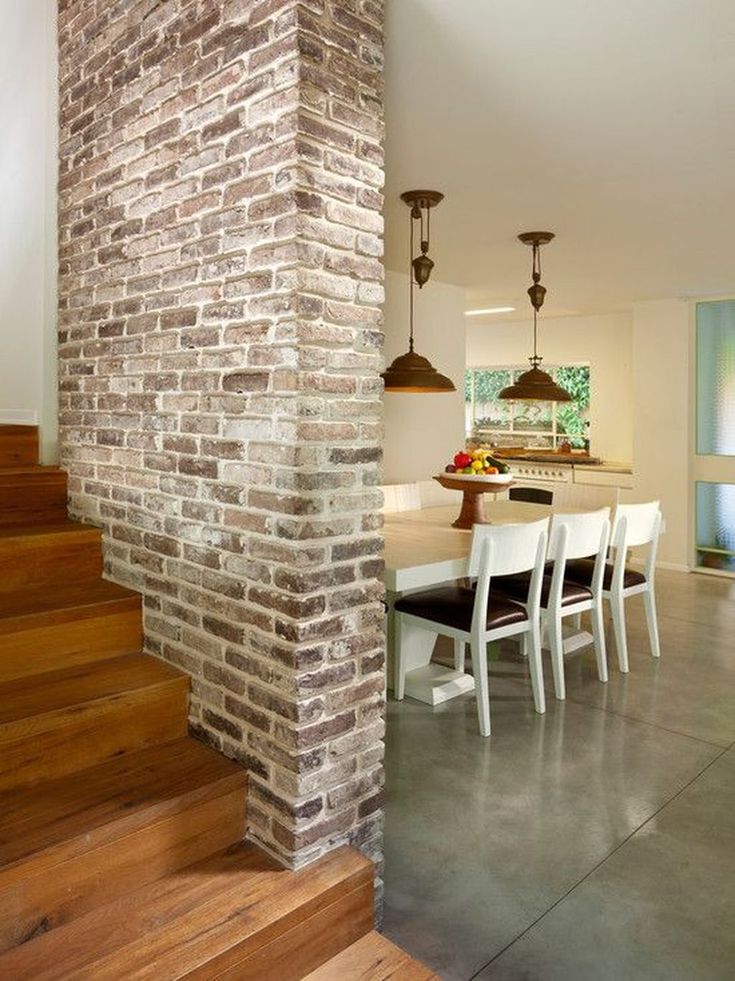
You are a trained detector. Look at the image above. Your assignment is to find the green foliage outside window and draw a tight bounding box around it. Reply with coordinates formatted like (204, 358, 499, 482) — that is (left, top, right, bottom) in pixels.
(555, 365, 590, 443)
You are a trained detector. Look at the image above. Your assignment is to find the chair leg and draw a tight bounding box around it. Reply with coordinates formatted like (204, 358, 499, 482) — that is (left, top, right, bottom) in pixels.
(520, 632, 529, 658)
(527, 624, 546, 715)
(540, 615, 549, 650)
(470, 634, 491, 736)
(548, 612, 565, 700)
(590, 600, 608, 683)
(610, 592, 629, 673)
(643, 587, 661, 658)
(571, 611, 582, 630)
(454, 638, 465, 673)
(395, 615, 406, 699)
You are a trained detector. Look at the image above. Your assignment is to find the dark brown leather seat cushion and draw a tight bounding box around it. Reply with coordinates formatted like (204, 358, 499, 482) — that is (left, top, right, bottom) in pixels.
(564, 559, 646, 590)
(394, 585, 528, 633)
(494, 572, 592, 607)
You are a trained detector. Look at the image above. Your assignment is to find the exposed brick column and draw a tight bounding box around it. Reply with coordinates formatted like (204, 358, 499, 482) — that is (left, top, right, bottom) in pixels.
(57, 0, 385, 874)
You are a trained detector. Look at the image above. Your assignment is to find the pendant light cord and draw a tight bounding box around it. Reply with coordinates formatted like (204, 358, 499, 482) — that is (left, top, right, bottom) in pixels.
(408, 205, 415, 352)
(531, 241, 540, 365)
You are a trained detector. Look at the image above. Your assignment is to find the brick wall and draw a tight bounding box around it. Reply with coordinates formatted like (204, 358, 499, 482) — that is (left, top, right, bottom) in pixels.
(57, 0, 385, 875)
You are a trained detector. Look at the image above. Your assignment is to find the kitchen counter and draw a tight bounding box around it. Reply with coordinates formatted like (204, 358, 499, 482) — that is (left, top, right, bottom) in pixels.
(505, 460, 633, 474)
(494, 453, 602, 466)
(487, 449, 632, 474)
(573, 461, 633, 474)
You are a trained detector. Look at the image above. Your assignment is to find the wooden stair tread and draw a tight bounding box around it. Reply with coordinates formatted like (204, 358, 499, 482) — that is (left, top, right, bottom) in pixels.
(0, 653, 185, 728)
(0, 737, 246, 874)
(0, 466, 64, 480)
(0, 520, 99, 542)
(0, 843, 373, 980)
(0, 578, 138, 627)
(304, 932, 439, 981)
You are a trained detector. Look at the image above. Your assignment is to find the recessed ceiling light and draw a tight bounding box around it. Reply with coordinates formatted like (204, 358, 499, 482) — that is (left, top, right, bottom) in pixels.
(464, 306, 516, 316)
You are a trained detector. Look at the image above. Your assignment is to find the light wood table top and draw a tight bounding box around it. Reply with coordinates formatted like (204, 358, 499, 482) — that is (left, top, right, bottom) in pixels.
(383, 502, 550, 592)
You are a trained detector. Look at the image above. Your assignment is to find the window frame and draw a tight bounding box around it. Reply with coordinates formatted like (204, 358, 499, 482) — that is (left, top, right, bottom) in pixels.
(465, 363, 591, 448)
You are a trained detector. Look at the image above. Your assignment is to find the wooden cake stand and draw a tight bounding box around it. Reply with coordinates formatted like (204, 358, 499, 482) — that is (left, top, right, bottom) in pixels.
(433, 473, 515, 529)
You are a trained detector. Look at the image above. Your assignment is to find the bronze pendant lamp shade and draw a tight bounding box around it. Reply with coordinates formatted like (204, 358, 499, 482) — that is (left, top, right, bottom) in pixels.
(499, 232, 572, 403)
(381, 190, 456, 393)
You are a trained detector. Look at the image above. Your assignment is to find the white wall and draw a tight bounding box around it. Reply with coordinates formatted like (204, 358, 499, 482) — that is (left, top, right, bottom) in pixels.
(631, 299, 690, 568)
(0, 0, 58, 462)
(467, 312, 634, 464)
(382, 270, 467, 482)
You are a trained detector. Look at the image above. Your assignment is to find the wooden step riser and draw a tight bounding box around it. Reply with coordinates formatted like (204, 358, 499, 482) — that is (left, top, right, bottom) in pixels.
(0, 505, 68, 528)
(0, 683, 188, 792)
(206, 881, 374, 981)
(0, 427, 39, 469)
(0, 789, 246, 953)
(0, 480, 68, 527)
(0, 608, 142, 684)
(0, 536, 102, 592)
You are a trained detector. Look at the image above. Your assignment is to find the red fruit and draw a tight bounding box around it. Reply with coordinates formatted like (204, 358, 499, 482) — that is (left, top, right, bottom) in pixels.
(445, 464, 457, 473)
(454, 452, 471, 468)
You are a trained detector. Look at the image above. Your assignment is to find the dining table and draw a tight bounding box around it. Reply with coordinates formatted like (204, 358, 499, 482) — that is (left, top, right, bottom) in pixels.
(382, 500, 596, 706)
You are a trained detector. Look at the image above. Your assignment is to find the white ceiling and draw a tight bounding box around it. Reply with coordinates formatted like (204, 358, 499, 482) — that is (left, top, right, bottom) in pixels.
(384, 0, 735, 317)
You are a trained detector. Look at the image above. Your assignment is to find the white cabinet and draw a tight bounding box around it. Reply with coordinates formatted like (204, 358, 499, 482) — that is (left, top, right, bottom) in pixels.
(573, 467, 634, 490)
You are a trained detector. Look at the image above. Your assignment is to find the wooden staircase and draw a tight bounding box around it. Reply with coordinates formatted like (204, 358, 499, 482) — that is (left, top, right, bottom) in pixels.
(0, 425, 436, 980)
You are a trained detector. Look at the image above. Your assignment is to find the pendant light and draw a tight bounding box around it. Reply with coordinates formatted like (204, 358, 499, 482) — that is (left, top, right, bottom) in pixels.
(381, 190, 456, 393)
(499, 231, 572, 403)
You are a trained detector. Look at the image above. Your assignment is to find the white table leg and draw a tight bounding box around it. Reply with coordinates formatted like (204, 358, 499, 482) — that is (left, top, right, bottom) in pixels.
(386, 594, 475, 706)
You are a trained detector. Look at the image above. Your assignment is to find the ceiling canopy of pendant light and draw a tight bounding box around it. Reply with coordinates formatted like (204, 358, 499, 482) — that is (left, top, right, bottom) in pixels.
(381, 190, 456, 394)
(499, 231, 572, 403)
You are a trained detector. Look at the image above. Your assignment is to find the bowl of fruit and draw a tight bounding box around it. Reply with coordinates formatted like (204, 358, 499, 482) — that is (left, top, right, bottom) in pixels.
(444, 449, 512, 482)
(433, 450, 514, 528)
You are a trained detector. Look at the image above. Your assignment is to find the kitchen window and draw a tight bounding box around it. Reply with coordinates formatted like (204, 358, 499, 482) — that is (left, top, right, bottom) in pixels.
(465, 365, 591, 449)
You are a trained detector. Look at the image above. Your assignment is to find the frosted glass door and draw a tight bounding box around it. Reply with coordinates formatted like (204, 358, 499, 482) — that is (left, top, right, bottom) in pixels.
(694, 301, 735, 573)
(697, 301, 735, 455)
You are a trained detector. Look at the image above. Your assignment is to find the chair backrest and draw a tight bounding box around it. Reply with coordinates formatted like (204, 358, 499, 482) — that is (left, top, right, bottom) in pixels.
(469, 519, 549, 631)
(417, 479, 462, 509)
(610, 501, 663, 587)
(468, 518, 550, 579)
(554, 482, 620, 511)
(381, 483, 421, 513)
(546, 509, 610, 604)
(611, 501, 661, 548)
(509, 486, 554, 505)
(547, 508, 610, 562)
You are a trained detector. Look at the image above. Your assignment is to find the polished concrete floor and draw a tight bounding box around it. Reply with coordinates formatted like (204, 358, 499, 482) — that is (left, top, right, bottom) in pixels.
(382, 570, 735, 980)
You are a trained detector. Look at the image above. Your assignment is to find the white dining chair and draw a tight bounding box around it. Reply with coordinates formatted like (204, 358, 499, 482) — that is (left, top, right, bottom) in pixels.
(416, 478, 462, 509)
(393, 518, 549, 736)
(381, 483, 421, 513)
(546, 509, 611, 698)
(565, 501, 662, 673)
(495, 509, 611, 699)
